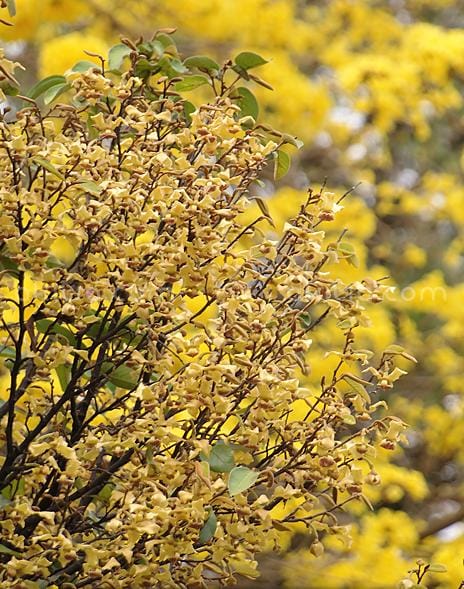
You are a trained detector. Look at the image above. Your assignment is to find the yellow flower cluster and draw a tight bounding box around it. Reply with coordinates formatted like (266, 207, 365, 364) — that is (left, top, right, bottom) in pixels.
(0, 43, 410, 587)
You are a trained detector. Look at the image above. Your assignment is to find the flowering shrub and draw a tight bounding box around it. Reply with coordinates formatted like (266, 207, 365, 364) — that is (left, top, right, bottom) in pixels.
(0, 36, 408, 587)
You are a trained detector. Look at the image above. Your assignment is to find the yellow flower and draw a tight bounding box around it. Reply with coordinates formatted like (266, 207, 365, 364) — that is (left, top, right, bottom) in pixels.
(0, 0, 40, 41)
(38, 32, 107, 77)
(42, 0, 85, 23)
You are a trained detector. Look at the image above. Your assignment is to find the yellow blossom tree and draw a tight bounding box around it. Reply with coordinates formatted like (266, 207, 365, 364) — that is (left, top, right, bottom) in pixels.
(0, 35, 412, 588)
(2, 0, 464, 587)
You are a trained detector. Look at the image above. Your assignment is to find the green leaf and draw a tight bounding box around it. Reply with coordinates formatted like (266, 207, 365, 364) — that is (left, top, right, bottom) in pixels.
(198, 508, 217, 545)
(228, 466, 259, 496)
(183, 101, 196, 124)
(72, 60, 101, 73)
(338, 242, 359, 268)
(184, 55, 220, 72)
(77, 180, 102, 194)
(274, 150, 291, 180)
(2, 477, 25, 500)
(145, 444, 154, 465)
(156, 33, 176, 50)
(32, 157, 64, 181)
(108, 44, 132, 71)
(150, 40, 165, 57)
(85, 316, 111, 341)
(28, 75, 66, 100)
(299, 313, 312, 329)
(134, 58, 155, 78)
(0, 346, 16, 359)
(342, 375, 371, 402)
(56, 364, 71, 391)
(0, 543, 20, 557)
(0, 254, 19, 277)
(97, 483, 115, 503)
(236, 87, 259, 120)
(43, 82, 70, 105)
(168, 58, 189, 75)
(36, 319, 77, 346)
(282, 134, 304, 149)
(107, 364, 140, 390)
(0, 495, 11, 508)
(1, 82, 19, 96)
(137, 41, 155, 57)
(235, 52, 269, 71)
(342, 413, 356, 425)
(156, 56, 189, 78)
(6, 0, 16, 17)
(45, 254, 67, 269)
(174, 75, 209, 92)
(338, 242, 356, 255)
(205, 441, 235, 473)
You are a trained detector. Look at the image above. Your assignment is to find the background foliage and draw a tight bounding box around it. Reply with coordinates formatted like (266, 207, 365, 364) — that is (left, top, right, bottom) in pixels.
(2, 0, 464, 587)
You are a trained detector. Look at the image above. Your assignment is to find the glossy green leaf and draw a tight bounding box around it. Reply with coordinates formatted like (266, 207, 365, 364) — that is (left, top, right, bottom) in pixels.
(0, 254, 19, 276)
(85, 316, 110, 341)
(45, 254, 67, 269)
(174, 75, 209, 92)
(156, 56, 188, 78)
(184, 55, 220, 72)
(236, 86, 259, 120)
(28, 75, 66, 100)
(156, 33, 176, 50)
(235, 51, 269, 71)
(137, 41, 155, 57)
(274, 150, 291, 180)
(108, 44, 132, 71)
(205, 441, 235, 473)
(198, 508, 217, 545)
(36, 319, 77, 346)
(168, 58, 189, 75)
(282, 134, 304, 149)
(228, 466, 259, 496)
(108, 364, 140, 390)
(56, 364, 71, 391)
(183, 100, 196, 124)
(150, 40, 165, 57)
(134, 58, 157, 78)
(0, 346, 16, 359)
(43, 82, 70, 105)
(72, 60, 100, 73)
(299, 312, 312, 329)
